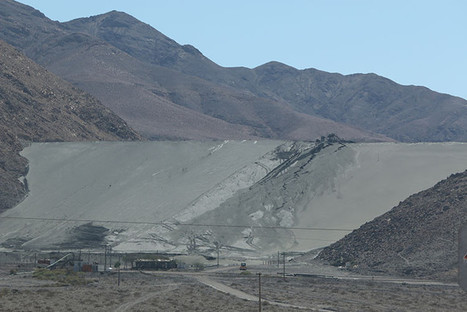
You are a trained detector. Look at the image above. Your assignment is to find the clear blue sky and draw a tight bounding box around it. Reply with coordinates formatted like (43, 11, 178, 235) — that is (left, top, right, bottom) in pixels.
(19, 0, 467, 100)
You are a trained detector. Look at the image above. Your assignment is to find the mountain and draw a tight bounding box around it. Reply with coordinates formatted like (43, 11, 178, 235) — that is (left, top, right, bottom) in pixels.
(0, 39, 140, 212)
(248, 63, 467, 142)
(63, 9, 467, 142)
(0, 1, 383, 142)
(2, 1, 465, 142)
(317, 170, 467, 281)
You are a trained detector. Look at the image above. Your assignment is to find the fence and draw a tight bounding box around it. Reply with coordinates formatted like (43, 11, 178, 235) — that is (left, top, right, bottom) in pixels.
(0, 250, 181, 273)
(0, 250, 131, 273)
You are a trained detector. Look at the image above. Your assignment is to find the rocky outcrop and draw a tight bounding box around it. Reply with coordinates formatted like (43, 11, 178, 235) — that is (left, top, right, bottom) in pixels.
(318, 170, 467, 281)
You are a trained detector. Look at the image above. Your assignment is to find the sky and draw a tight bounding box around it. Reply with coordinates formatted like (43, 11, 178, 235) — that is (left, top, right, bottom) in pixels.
(19, 0, 467, 100)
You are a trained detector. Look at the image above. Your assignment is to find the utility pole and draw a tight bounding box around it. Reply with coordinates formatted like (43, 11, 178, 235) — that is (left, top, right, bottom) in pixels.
(257, 272, 262, 312)
(282, 252, 286, 280)
(214, 241, 220, 268)
(277, 251, 280, 268)
(104, 246, 107, 272)
(109, 246, 112, 269)
(116, 255, 121, 287)
(118, 266, 121, 286)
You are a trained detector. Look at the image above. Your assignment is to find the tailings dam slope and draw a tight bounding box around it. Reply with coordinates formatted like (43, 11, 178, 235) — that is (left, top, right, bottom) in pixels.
(0, 140, 466, 255)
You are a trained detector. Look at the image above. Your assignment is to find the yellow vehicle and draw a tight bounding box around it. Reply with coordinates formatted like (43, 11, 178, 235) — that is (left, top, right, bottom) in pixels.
(239, 262, 247, 270)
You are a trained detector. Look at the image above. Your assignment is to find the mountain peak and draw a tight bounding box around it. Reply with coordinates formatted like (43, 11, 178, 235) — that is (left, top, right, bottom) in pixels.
(86, 9, 140, 24)
(2, 0, 47, 19)
(255, 61, 297, 72)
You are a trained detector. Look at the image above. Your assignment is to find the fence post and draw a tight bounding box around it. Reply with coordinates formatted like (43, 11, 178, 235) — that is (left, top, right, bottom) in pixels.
(257, 272, 262, 312)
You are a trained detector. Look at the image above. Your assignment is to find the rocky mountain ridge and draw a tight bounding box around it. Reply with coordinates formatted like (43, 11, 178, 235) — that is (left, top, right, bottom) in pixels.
(62, 9, 467, 142)
(1, 1, 465, 142)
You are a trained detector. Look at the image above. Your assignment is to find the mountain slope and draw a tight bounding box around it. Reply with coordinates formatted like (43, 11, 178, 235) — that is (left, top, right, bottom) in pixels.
(38, 31, 377, 141)
(317, 170, 467, 281)
(63, 10, 219, 75)
(251, 62, 467, 142)
(63, 10, 467, 142)
(1, 2, 382, 141)
(2, 1, 464, 142)
(0, 39, 140, 212)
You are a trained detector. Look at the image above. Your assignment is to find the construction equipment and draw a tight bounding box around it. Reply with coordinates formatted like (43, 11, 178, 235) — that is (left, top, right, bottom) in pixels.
(46, 253, 74, 269)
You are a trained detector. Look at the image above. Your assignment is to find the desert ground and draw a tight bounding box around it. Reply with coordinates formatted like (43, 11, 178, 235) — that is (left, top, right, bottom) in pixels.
(0, 262, 465, 312)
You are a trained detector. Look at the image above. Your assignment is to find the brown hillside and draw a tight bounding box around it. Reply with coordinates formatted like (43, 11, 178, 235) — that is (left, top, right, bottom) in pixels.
(0, 1, 392, 142)
(64, 10, 467, 142)
(317, 170, 467, 281)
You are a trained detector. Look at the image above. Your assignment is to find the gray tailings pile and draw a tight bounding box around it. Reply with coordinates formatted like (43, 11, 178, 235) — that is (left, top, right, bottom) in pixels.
(0, 137, 466, 257)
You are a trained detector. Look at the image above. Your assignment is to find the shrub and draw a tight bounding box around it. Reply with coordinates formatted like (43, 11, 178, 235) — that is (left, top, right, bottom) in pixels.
(193, 262, 204, 271)
(32, 268, 87, 286)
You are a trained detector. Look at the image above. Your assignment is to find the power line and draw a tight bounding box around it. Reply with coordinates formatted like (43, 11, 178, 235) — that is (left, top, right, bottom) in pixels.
(0, 216, 353, 232)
